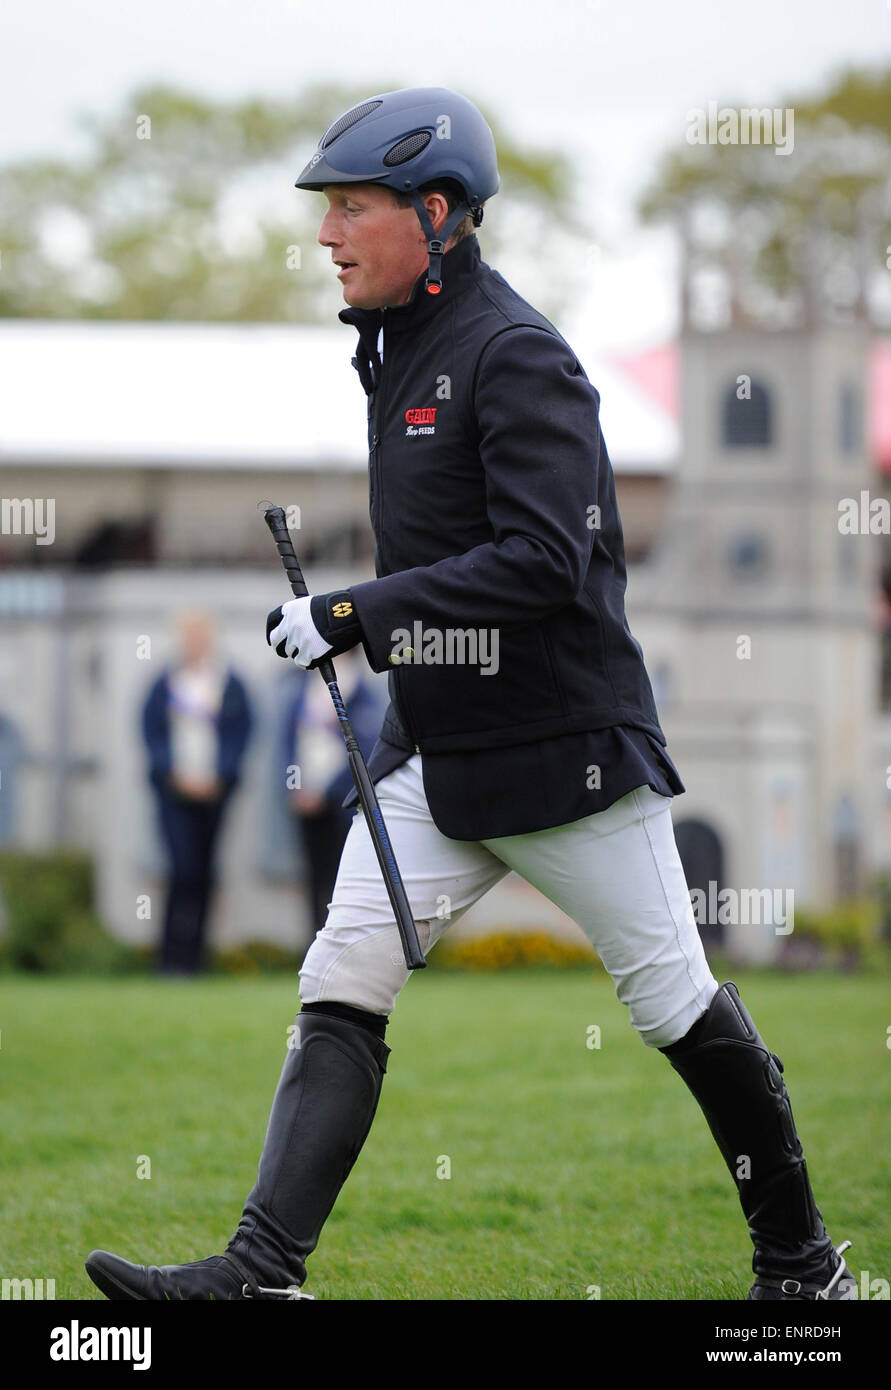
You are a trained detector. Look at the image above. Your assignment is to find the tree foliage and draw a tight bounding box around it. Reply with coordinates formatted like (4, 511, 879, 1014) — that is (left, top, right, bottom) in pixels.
(0, 83, 574, 322)
(637, 66, 891, 326)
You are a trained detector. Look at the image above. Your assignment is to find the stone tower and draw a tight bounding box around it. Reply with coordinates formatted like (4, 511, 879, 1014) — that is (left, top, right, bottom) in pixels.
(639, 208, 881, 959)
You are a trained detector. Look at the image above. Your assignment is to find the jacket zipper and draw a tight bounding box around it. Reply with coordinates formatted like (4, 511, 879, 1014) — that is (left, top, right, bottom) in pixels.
(368, 390, 379, 527)
(373, 313, 418, 750)
(370, 314, 387, 545)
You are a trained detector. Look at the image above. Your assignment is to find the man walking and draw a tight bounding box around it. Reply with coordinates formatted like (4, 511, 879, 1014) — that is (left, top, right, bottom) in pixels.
(86, 87, 853, 1301)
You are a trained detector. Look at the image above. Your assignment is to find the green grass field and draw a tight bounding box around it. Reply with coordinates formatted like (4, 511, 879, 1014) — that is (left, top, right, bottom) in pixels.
(1, 969, 887, 1300)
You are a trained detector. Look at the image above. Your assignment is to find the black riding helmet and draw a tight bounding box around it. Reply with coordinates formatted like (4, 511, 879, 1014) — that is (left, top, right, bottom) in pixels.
(294, 87, 500, 294)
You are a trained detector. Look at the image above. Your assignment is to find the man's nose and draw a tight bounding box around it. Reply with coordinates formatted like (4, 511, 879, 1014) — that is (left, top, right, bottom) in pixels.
(318, 210, 339, 247)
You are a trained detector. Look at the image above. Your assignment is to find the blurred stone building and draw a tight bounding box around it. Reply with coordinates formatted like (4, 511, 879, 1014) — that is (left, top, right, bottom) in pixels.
(0, 302, 887, 960)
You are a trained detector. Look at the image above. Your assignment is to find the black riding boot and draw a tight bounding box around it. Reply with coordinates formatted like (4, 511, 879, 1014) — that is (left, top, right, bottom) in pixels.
(85, 1009, 389, 1300)
(225, 1009, 389, 1292)
(660, 981, 854, 1300)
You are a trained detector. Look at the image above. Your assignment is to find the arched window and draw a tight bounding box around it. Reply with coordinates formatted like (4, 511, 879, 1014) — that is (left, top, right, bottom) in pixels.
(722, 380, 773, 448)
(728, 533, 770, 578)
(839, 383, 860, 457)
(832, 795, 860, 899)
(674, 818, 726, 953)
(0, 714, 24, 845)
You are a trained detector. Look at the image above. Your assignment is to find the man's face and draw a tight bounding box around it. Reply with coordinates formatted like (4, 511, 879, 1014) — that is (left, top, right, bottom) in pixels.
(317, 184, 432, 309)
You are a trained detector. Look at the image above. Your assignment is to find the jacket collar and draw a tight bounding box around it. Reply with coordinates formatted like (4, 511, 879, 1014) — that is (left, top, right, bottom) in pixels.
(338, 234, 482, 353)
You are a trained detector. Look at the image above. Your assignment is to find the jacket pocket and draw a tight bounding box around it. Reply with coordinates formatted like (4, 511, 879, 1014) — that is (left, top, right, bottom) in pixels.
(395, 621, 563, 743)
(539, 626, 569, 716)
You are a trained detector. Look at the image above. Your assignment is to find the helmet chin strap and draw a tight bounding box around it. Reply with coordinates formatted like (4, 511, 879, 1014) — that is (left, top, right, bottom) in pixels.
(408, 192, 478, 294)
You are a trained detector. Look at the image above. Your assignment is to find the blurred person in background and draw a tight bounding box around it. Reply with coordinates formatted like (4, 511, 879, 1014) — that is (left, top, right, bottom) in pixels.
(142, 612, 252, 975)
(282, 648, 386, 937)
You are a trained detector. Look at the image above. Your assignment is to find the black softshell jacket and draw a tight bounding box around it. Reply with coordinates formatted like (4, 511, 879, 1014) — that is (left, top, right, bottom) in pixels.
(340, 234, 672, 837)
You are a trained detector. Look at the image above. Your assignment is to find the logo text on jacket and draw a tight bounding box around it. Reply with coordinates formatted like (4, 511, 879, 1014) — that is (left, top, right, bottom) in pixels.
(405, 406, 437, 436)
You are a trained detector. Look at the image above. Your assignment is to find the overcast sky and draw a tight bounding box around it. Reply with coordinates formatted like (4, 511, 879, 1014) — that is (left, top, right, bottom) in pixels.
(2, 0, 889, 349)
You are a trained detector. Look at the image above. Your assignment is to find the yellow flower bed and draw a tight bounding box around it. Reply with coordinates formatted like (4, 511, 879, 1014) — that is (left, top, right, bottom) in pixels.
(430, 930, 601, 971)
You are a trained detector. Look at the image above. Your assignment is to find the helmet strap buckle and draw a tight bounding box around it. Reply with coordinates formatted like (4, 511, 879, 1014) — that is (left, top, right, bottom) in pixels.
(425, 238, 445, 294)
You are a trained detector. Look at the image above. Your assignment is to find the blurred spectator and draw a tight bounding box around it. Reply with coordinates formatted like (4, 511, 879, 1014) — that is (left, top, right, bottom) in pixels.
(282, 650, 385, 936)
(142, 612, 252, 975)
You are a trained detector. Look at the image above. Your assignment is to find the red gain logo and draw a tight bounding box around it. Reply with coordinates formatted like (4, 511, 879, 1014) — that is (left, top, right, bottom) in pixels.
(405, 407, 437, 426)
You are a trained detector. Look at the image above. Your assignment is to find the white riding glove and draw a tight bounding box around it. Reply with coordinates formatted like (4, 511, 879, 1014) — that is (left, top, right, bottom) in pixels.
(266, 596, 333, 670)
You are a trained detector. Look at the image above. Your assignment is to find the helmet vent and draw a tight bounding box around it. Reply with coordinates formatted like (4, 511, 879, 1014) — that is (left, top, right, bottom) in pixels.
(383, 130, 432, 166)
(321, 100, 383, 149)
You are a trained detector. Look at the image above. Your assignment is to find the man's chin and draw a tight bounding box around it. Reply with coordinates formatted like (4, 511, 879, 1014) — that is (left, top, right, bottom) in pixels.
(342, 288, 382, 310)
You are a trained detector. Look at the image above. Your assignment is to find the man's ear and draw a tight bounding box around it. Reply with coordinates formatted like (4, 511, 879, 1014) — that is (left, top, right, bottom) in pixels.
(422, 191, 451, 237)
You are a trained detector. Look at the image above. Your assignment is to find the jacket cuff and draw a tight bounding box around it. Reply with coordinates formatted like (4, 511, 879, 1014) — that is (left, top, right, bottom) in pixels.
(311, 590, 363, 657)
(345, 578, 404, 673)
